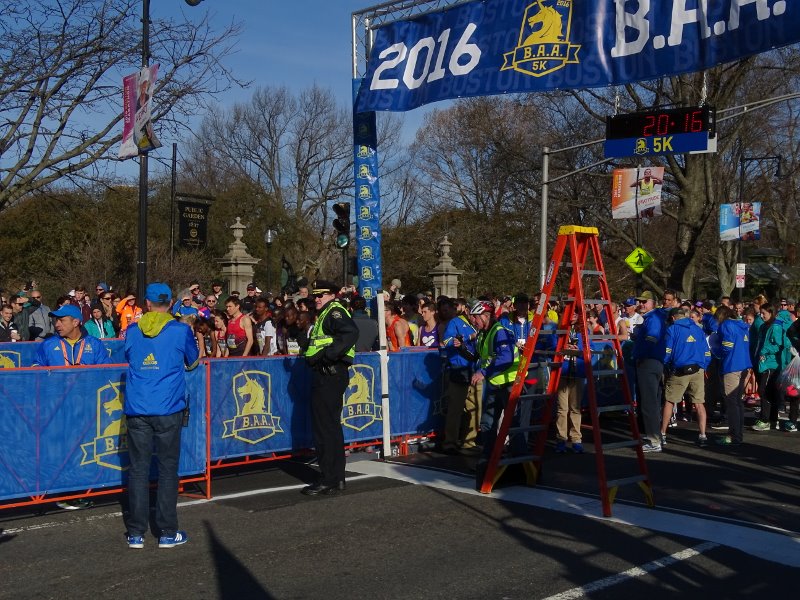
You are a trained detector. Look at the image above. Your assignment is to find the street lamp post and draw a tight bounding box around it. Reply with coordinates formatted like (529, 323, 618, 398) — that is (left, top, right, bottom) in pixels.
(736, 139, 781, 301)
(137, 0, 204, 301)
(265, 228, 276, 294)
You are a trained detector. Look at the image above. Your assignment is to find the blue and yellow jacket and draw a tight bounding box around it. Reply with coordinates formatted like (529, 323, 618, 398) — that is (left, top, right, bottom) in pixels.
(442, 315, 477, 369)
(664, 318, 710, 370)
(716, 319, 752, 374)
(34, 333, 110, 367)
(124, 312, 199, 416)
(632, 308, 669, 361)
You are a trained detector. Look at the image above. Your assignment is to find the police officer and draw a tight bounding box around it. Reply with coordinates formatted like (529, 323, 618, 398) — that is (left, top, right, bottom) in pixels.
(302, 280, 358, 496)
(469, 301, 521, 487)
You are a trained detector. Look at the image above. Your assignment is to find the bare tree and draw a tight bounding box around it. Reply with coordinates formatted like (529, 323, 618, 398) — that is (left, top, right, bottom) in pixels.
(0, 0, 243, 211)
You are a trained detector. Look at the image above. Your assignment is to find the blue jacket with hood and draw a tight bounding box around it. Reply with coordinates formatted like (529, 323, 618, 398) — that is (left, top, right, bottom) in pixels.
(34, 332, 110, 367)
(124, 312, 199, 416)
(716, 319, 752, 374)
(664, 318, 710, 370)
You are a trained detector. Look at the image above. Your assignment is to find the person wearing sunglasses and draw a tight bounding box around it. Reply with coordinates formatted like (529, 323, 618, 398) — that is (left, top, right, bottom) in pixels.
(10, 293, 32, 341)
(28, 290, 54, 341)
(631, 290, 669, 453)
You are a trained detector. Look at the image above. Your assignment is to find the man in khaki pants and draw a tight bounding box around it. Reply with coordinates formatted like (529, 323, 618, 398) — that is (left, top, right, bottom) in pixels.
(659, 307, 711, 449)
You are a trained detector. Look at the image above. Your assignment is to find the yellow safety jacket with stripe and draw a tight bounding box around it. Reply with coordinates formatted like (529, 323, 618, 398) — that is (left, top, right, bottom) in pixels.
(477, 321, 520, 386)
(305, 300, 356, 361)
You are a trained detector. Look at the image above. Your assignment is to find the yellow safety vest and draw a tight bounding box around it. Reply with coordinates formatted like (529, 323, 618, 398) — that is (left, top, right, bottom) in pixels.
(477, 322, 520, 386)
(305, 300, 356, 360)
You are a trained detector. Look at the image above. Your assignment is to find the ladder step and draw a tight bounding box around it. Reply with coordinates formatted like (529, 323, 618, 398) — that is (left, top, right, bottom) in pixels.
(602, 439, 641, 451)
(583, 299, 610, 306)
(517, 392, 554, 402)
(580, 269, 603, 276)
(593, 369, 624, 377)
(606, 474, 648, 488)
(508, 424, 546, 434)
(499, 454, 541, 466)
(597, 404, 632, 414)
(527, 360, 560, 369)
(589, 334, 618, 341)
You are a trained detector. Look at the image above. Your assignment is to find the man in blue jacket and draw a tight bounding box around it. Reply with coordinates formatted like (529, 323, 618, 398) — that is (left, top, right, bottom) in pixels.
(712, 305, 753, 444)
(34, 304, 109, 367)
(659, 307, 711, 449)
(631, 291, 669, 452)
(123, 283, 199, 550)
(440, 297, 481, 453)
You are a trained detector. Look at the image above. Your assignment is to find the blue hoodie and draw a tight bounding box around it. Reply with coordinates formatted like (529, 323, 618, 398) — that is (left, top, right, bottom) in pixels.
(664, 318, 710, 370)
(632, 308, 669, 361)
(124, 312, 199, 416)
(716, 319, 752, 374)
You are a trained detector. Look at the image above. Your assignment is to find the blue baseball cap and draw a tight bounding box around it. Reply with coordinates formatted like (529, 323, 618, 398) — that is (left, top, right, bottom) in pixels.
(49, 305, 83, 322)
(145, 283, 172, 303)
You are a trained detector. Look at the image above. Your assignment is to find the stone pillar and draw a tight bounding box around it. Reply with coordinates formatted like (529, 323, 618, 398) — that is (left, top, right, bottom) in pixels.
(217, 217, 261, 295)
(428, 235, 463, 299)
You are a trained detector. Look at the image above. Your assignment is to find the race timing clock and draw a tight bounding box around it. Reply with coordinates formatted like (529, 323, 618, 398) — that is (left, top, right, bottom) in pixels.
(604, 105, 716, 158)
(606, 106, 716, 140)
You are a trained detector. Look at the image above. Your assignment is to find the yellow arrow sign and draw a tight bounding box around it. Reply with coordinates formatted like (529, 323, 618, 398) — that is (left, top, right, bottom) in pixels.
(624, 247, 654, 274)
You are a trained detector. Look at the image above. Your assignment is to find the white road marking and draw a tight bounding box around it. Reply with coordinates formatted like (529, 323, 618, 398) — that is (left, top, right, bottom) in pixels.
(348, 460, 800, 568)
(540, 541, 719, 599)
(1, 474, 379, 535)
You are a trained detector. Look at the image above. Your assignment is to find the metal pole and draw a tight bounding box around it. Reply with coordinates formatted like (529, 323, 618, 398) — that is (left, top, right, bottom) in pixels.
(342, 248, 347, 288)
(738, 141, 745, 303)
(266, 242, 272, 293)
(170, 142, 177, 269)
(634, 167, 643, 294)
(136, 0, 150, 301)
(540, 147, 549, 289)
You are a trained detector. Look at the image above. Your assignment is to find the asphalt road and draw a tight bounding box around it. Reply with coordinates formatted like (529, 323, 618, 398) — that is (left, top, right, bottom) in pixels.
(1, 414, 798, 599)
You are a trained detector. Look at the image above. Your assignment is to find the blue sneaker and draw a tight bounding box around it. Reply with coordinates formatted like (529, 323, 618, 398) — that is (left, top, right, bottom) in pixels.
(555, 440, 567, 454)
(158, 530, 188, 549)
(127, 534, 144, 549)
(571, 442, 584, 454)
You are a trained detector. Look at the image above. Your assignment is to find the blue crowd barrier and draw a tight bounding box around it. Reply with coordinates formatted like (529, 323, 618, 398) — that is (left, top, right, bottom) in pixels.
(0, 350, 444, 503)
(0, 339, 126, 368)
(0, 365, 207, 502)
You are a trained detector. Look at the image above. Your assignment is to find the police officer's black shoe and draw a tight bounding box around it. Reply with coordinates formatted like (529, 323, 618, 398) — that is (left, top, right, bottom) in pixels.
(301, 481, 345, 496)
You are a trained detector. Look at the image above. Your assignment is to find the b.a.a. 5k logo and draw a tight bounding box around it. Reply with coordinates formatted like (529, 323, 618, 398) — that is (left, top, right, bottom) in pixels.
(223, 370, 283, 444)
(341, 364, 381, 432)
(501, 0, 581, 78)
(81, 381, 128, 470)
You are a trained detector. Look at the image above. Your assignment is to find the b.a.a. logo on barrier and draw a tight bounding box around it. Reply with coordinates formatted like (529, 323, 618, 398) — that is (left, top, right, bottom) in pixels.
(0, 351, 21, 369)
(341, 364, 381, 432)
(80, 381, 128, 470)
(222, 370, 283, 444)
(501, 0, 581, 78)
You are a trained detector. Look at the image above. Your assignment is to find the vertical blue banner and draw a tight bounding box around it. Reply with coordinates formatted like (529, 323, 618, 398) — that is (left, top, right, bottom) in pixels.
(353, 79, 382, 303)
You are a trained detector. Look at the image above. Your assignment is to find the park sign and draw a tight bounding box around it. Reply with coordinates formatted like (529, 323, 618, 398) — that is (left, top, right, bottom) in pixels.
(625, 247, 654, 275)
(354, 0, 800, 113)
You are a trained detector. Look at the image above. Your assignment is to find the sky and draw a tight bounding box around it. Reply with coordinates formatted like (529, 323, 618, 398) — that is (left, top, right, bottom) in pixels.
(141, 0, 431, 176)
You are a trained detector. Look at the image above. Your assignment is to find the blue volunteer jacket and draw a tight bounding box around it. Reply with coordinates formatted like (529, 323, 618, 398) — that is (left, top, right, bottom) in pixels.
(664, 318, 710, 370)
(701, 312, 718, 336)
(34, 333, 110, 367)
(716, 319, 752, 374)
(442, 315, 477, 369)
(632, 308, 669, 361)
(124, 312, 199, 416)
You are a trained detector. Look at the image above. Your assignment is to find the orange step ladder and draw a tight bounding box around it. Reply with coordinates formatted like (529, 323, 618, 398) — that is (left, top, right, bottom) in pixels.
(478, 225, 654, 517)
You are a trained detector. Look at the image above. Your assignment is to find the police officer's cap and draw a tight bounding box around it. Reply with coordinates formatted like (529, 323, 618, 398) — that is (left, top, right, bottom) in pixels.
(312, 280, 338, 296)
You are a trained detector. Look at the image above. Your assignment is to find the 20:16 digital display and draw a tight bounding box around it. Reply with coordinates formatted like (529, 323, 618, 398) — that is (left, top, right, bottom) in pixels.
(606, 106, 715, 140)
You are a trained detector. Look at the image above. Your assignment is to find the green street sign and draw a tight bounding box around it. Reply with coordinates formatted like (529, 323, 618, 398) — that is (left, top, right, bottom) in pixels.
(625, 247, 654, 274)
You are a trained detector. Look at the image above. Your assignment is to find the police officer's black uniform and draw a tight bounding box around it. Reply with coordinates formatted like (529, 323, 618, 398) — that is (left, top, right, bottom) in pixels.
(302, 280, 358, 496)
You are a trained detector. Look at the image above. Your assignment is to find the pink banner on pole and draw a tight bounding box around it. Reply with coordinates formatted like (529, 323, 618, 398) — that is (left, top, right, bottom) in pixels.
(118, 65, 161, 159)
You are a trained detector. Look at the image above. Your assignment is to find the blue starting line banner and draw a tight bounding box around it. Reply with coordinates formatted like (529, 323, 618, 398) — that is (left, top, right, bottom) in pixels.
(354, 0, 800, 113)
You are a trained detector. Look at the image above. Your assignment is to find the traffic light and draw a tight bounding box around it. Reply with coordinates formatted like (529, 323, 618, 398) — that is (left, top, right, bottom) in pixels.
(333, 202, 350, 249)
